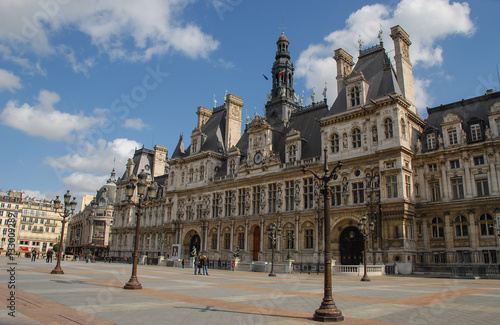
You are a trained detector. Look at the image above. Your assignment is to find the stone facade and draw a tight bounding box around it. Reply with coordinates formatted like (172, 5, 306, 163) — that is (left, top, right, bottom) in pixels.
(109, 26, 500, 270)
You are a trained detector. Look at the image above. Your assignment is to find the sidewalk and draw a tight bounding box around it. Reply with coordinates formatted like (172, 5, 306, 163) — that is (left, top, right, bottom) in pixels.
(1, 256, 500, 324)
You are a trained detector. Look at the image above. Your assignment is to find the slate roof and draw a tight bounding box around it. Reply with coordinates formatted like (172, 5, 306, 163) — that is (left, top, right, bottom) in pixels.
(330, 46, 402, 115)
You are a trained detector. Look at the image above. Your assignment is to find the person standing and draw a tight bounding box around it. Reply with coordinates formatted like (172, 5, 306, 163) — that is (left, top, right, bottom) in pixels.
(202, 255, 209, 276)
(194, 255, 201, 275)
(47, 249, 53, 263)
(31, 248, 37, 262)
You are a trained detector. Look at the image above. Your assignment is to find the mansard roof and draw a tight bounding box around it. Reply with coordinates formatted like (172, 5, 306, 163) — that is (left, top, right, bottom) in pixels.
(330, 46, 402, 115)
(121, 146, 155, 179)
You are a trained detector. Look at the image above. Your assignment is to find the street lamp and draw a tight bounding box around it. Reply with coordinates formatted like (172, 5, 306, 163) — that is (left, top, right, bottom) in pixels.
(358, 215, 375, 282)
(284, 228, 295, 260)
(302, 148, 344, 322)
(124, 170, 158, 290)
(267, 222, 282, 277)
(51, 190, 77, 274)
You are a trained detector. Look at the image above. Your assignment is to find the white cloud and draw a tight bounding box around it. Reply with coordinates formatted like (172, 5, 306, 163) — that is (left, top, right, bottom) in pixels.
(123, 118, 148, 130)
(0, 68, 21, 92)
(0, 89, 101, 141)
(62, 172, 108, 194)
(0, 0, 219, 65)
(296, 0, 475, 112)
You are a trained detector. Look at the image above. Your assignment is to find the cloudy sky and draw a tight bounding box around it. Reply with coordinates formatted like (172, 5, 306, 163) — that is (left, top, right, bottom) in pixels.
(0, 0, 498, 203)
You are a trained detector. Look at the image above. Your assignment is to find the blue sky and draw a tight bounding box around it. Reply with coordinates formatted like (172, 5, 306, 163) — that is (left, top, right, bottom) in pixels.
(0, 0, 498, 203)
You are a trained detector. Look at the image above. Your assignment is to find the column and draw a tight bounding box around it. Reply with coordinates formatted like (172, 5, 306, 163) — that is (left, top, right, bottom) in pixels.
(230, 220, 234, 251)
(440, 161, 450, 201)
(217, 221, 221, 252)
(294, 215, 299, 252)
(463, 158, 473, 198)
(260, 218, 264, 253)
(244, 219, 249, 252)
(488, 153, 499, 194)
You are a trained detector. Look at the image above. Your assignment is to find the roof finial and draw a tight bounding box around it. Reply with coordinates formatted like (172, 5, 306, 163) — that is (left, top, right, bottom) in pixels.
(358, 34, 364, 51)
(377, 25, 383, 45)
(280, 17, 286, 35)
(213, 94, 217, 108)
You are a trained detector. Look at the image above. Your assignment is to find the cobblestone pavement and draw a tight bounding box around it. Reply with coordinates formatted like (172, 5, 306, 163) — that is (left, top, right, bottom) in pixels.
(1, 256, 499, 324)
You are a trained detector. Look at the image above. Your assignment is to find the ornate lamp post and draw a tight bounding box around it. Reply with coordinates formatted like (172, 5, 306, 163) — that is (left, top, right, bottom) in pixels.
(358, 215, 375, 282)
(51, 190, 77, 274)
(284, 228, 295, 260)
(302, 148, 344, 322)
(267, 222, 282, 277)
(124, 170, 158, 290)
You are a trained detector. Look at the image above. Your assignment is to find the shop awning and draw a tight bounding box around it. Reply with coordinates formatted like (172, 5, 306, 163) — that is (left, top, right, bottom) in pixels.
(19, 247, 30, 251)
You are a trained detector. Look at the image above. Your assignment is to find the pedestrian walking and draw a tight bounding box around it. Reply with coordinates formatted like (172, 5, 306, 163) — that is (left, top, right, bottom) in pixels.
(182, 259, 185, 268)
(202, 255, 209, 275)
(46, 249, 53, 263)
(31, 248, 37, 262)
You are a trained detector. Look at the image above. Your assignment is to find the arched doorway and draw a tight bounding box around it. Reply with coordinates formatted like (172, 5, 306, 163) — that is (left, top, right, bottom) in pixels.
(190, 234, 201, 257)
(340, 226, 363, 265)
(253, 226, 260, 261)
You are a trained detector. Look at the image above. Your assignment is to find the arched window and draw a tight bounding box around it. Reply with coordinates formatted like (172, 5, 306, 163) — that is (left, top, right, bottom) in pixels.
(331, 133, 339, 153)
(351, 128, 361, 148)
(384, 118, 393, 138)
(454, 216, 468, 237)
(479, 214, 495, 236)
(431, 217, 444, 238)
(199, 166, 205, 181)
(288, 145, 297, 162)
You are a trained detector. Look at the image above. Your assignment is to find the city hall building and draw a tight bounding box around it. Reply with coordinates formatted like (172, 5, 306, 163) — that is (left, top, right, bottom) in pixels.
(109, 26, 500, 273)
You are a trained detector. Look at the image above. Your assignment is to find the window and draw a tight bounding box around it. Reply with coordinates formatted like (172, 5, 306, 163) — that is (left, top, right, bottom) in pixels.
(386, 175, 398, 198)
(199, 166, 205, 181)
(252, 186, 261, 215)
(285, 181, 295, 211)
(427, 133, 436, 150)
(237, 232, 244, 249)
(476, 177, 489, 197)
(223, 233, 230, 250)
(405, 175, 411, 198)
(428, 163, 438, 172)
(229, 159, 236, 175)
(305, 229, 314, 249)
(351, 128, 361, 148)
(479, 214, 495, 236)
(268, 183, 277, 213)
(352, 182, 364, 204)
(450, 159, 460, 169)
(224, 191, 232, 217)
(192, 139, 197, 152)
(211, 233, 217, 249)
(433, 252, 446, 263)
(384, 118, 393, 138)
(455, 216, 468, 237)
(430, 181, 441, 202)
(470, 124, 481, 141)
(238, 188, 246, 216)
(288, 145, 297, 162)
(331, 185, 342, 206)
(448, 128, 458, 145)
(473, 156, 485, 166)
(349, 86, 360, 107)
(431, 217, 444, 238)
(331, 133, 340, 153)
(303, 177, 314, 209)
(212, 193, 221, 218)
(285, 230, 295, 249)
(483, 250, 497, 264)
(457, 250, 471, 264)
(196, 204, 203, 220)
(451, 177, 464, 199)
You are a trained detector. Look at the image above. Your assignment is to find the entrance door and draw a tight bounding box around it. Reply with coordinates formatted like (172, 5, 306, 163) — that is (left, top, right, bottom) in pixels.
(190, 234, 201, 256)
(253, 226, 260, 261)
(340, 226, 363, 265)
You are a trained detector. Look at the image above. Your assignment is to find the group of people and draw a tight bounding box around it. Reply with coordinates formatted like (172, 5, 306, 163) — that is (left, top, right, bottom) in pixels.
(194, 255, 209, 275)
(30, 248, 55, 262)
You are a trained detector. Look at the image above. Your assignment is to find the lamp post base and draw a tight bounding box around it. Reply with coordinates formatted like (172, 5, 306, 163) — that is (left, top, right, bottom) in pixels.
(124, 277, 142, 290)
(313, 302, 344, 322)
(268, 273, 276, 277)
(360, 274, 371, 282)
(50, 268, 64, 274)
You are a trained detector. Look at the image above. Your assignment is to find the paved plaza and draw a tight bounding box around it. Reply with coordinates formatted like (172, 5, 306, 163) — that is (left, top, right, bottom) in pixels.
(1, 256, 499, 325)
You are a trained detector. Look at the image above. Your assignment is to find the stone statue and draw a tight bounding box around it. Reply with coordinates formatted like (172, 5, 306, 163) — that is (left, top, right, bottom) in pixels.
(311, 87, 315, 102)
(294, 93, 299, 103)
(213, 95, 217, 108)
(233, 246, 241, 258)
(191, 246, 197, 257)
(323, 82, 327, 100)
(416, 138, 422, 153)
(486, 126, 492, 140)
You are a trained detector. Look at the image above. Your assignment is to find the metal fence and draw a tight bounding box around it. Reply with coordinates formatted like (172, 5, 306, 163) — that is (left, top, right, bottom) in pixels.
(414, 263, 500, 278)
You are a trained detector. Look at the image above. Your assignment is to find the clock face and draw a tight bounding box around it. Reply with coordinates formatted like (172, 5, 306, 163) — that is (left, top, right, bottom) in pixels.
(254, 152, 263, 164)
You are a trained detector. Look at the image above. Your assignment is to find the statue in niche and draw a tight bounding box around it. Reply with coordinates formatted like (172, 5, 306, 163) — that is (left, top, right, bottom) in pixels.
(485, 126, 492, 140)
(343, 134, 348, 149)
(416, 138, 422, 153)
(372, 127, 378, 142)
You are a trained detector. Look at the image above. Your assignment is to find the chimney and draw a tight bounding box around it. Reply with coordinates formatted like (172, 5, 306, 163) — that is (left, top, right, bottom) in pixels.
(390, 25, 415, 108)
(225, 94, 244, 149)
(196, 106, 212, 128)
(333, 48, 354, 95)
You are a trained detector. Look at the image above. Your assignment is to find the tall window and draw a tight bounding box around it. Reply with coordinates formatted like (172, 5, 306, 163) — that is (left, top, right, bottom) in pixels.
(288, 145, 297, 162)
(384, 118, 393, 138)
(285, 230, 295, 249)
(196, 204, 203, 220)
(212, 193, 220, 218)
(331, 133, 339, 153)
(428, 163, 438, 172)
(352, 182, 364, 204)
(432, 217, 444, 238)
(451, 177, 464, 199)
(285, 180, 295, 211)
(427, 133, 436, 150)
(229, 159, 236, 174)
(448, 128, 458, 145)
(199, 166, 205, 181)
(349, 86, 360, 107)
(305, 229, 314, 249)
(252, 186, 261, 215)
(429, 181, 441, 202)
(479, 214, 495, 236)
(224, 191, 232, 217)
(455, 216, 468, 237)
(303, 177, 314, 209)
(476, 177, 489, 197)
(386, 175, 398, 198)
(331, 185, 342, 206)
(238, 188, 246, 216)
(268, 183, 277, 213)
(405, 174, 411, 198)
(351, 128, 361, 148)
(450, 159, 460, 169)
(223, 232, 230, 250)
(211, 233, 217, 249)
(470, 124, 481, 141)
(237, 232, 244, 249)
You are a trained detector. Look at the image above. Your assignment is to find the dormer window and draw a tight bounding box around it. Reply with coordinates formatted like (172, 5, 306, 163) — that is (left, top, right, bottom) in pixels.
(229, 159, 236, 175)
(448, 128, 458, 145)
(470, 124, 481, 141)
(349, 86, 361, 107)
(427, 133, 436, 150)
(288, 145, 297, 162)
(192, 139, 198, 153)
